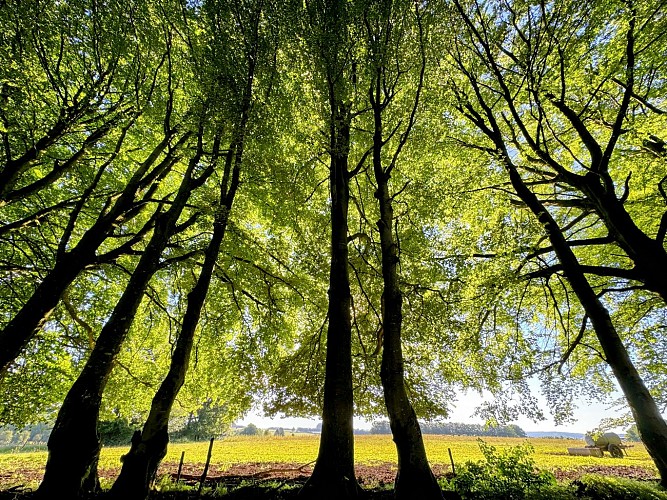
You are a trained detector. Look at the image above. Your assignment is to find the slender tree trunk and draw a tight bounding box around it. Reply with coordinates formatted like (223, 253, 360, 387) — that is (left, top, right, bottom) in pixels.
(37, 146, 204, 499)
(507, 163, 667, 488)
(300, 103, 362, 500)
(375, 185, 443, 500)
(110, 209, 228, 499)
(111, 240, 215, 496)
(362, 6, 441, 493)
(371, 95, 442, 497)
(112, 118, 250, 500)
(110, 6, 261, 493)
(449, 0, 667, 482)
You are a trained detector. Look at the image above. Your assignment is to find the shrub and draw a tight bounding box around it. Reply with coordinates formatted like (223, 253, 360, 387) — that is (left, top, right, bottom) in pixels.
(98, 418, 139, 446)
(573, 475, 667, 500)
(447, 439, 555, 499)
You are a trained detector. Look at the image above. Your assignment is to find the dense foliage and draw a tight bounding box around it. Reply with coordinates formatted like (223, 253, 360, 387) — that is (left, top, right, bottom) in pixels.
(1, 0, 666, 497)
(445, 440, 556, 499)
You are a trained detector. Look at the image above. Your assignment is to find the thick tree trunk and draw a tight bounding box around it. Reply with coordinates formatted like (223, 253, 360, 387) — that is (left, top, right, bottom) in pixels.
(38, 223, 175, 498)
(580, 176, 667, 303)
(37, 276, 156, 498)
(507, 164, 667, 488)
(300, 104, 362, 500)
(37, 149, 203, 499)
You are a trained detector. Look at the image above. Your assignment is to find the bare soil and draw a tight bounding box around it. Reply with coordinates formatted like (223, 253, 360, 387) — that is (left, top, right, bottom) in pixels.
(0, 461, 659, 499)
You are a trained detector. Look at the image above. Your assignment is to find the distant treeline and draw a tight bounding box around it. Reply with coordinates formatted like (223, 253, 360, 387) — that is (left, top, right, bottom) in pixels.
(2, 419, 528, 447)
(0, 423, 51, 446)
(370, 421, 527, 437)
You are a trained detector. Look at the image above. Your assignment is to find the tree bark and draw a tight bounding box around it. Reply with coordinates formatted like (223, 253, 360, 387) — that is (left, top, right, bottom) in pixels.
(578, 175, 667, 303)
(371, 88, 442, 499)
(375, 180, 443, 500)
(506, 162, 667, 488)
(362, 5, 441, 494)
(37, 141, 205, 499)
(110, 207, 228, 499)
(300, 101, 362, 500)
(111, 73, 253, 499)
(446, 11, 667, 480)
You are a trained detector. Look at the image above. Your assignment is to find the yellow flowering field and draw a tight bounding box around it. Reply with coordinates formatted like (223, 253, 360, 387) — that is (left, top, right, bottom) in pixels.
(146, 434, 656, 472)
(0, 434, 657, 490)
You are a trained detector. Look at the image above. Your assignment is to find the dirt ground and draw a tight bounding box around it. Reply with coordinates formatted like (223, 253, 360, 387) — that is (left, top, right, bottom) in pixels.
(0, 460, 659, 498)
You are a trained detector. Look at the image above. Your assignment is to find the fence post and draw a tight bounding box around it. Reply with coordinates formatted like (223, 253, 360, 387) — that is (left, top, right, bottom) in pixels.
(198, 437, 215, 496)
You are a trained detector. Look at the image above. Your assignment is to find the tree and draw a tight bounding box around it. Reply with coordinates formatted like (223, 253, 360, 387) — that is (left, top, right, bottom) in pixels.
(110, 1, 269, 497)
(626, 424, 641, 442)
(297, 1, 364, 498)
(360, 1, 443, 497)
(444, 0, 667, 485)
(2, 1, 667, 497)
(240, 423, 260, 436)
(370, 420, 392, 434)
(0, 0, 136, 204)
(0, 0, 186, 376)
(37, 88, 212, 499)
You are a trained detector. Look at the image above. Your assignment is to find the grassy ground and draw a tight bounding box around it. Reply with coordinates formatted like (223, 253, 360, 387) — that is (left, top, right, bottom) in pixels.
(0, 434, 658, 491)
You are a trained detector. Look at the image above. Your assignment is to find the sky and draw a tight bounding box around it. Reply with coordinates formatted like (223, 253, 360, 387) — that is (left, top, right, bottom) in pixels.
(238, 384, 629, 435)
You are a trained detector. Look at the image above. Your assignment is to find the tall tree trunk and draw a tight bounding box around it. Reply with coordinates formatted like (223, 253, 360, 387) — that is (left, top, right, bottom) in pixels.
(110, 5, 260, 493)
(0, 133, 177, 375)
(363, 5, 441, 494)
(506, 162, 667, 488)
(375, 180, 443, 500)
(371, 85, 442, 498)
(112, 119, 250, 500)
(109, 214, 226, 500)
(300, 102, 362, 500)
(37, 143, 205, 499)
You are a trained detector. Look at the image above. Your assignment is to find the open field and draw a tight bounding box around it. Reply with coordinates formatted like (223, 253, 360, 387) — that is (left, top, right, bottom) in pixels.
(0, 434, 658, 491)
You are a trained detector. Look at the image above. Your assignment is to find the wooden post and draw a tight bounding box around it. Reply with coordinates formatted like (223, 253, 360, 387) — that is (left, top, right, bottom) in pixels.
(448, 447, 456, 476)
(176, 450, 185, 483)
(198, 437, 215, 496)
